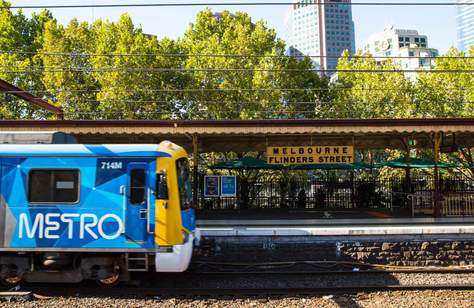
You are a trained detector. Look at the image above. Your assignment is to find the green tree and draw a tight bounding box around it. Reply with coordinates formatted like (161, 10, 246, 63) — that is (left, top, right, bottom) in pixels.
(0, 1, 54, 119)
(91, 14, 190, 119)
(41, 14, 191, 120)
(415, 48, 474, 117)
(326, 51, 414, 119)
(40, 18, 98, 119)
(415, 48, 474, 177)
(181, 10, 327, 119)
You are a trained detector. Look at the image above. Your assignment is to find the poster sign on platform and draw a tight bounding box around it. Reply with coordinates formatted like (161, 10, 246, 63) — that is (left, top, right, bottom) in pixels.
(204, 176, 220, 197)
(220, 176, 237, 197)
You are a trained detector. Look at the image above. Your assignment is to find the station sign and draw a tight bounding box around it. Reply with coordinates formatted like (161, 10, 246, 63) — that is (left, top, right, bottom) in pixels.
(266, 146, 354, 165)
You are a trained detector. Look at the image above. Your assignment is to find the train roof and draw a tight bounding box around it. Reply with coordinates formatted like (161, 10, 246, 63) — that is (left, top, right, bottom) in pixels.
(0, 144, 172, 158)
(0, 131, 77, 144)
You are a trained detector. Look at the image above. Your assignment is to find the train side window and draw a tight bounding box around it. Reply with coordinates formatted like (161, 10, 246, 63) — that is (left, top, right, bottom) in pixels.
(28, 169, 79, 204)
(130, 168, 146, 204)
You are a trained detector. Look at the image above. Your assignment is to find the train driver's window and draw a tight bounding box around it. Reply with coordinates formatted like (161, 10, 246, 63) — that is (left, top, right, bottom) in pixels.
(130, 169, 146, 204)
(28, 169, 79, 203)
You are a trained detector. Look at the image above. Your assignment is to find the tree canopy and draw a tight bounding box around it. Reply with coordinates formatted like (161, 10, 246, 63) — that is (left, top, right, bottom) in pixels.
(0, 4, 472, 123)
(0, 6, 329, 120)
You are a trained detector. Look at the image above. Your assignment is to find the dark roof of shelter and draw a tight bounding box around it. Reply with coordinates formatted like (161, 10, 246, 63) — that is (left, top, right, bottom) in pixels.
(0, 118, 473, 152)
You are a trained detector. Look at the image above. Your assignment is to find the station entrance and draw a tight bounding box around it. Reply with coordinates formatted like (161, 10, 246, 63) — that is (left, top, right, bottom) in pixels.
(2, 118, 474, 223)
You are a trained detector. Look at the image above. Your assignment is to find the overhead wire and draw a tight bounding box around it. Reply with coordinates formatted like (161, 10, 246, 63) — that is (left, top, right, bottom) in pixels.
(1, 67, 474, 73)
(0, 50, 471, 60)
(4, 2, 474, 9)
(0, 86, 471, 95)
(65, 99, 325, 105)
(62, 100, 473, 108)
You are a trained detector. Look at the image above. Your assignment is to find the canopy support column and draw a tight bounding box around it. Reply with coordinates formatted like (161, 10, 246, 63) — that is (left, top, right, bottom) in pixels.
(402, 138, 411, 195)
(433, 132, 442, 217)
(192, 134, 199, 208)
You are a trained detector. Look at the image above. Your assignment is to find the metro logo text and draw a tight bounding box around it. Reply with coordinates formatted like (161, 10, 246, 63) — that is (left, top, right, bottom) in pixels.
(18, 213, 123, 240)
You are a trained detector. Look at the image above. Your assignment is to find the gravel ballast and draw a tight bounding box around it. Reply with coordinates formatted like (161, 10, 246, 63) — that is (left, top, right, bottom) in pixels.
(1, 290, 474, 308)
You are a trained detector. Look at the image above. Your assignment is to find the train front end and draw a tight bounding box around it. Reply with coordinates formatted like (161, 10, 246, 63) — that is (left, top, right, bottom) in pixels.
(154, 141, 197, 272)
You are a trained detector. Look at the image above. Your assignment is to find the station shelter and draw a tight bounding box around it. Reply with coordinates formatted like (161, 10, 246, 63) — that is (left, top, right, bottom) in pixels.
(1, 118, 474, 221)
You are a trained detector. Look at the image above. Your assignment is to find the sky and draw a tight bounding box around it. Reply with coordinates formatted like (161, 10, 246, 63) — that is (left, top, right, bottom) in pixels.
(9, 0, 458, 53)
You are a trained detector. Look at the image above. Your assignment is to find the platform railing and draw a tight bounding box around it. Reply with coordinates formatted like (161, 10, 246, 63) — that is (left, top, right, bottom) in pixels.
(441, 192, 474, 216)
(406, 192, 434, 217)
(197, 176, 474, 214)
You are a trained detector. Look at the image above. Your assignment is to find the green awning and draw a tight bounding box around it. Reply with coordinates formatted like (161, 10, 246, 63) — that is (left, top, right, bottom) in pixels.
(211, 157, 282, 170)
(211, 157, 372, 170)
(382, 158, 455, 169)
(290, 162, 373, 170)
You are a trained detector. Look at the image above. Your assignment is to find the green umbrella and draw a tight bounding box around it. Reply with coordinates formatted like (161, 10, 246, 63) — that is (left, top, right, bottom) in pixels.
(382, 158, 455, 169)
(290, 162, 373, 170)
(211, 157, 282, 170)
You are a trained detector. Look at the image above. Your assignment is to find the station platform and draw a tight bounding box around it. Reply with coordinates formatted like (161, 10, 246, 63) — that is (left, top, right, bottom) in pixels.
(198, 216, 474, 227)
(194, 220, 474, 266)
(194, 221, 474, 266)
(197, 208, 408, 221)
(197, 215, 474, 239)
(197, 221, 474, 237)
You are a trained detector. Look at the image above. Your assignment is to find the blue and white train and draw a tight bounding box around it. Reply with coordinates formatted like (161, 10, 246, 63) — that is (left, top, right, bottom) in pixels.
(0, 141, 197, 286)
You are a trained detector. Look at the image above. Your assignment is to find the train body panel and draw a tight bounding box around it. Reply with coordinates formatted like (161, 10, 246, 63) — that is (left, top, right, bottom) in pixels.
(0, 143, 196, 284)
(1, 157, 158, 250)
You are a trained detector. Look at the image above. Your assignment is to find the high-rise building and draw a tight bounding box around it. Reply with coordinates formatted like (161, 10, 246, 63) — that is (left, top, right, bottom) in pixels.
(456, 0, 474, 52)
(284, 0, 355, 74)
(363, 26, 439, 81)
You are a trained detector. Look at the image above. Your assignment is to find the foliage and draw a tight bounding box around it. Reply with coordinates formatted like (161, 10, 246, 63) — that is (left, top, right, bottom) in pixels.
(181, 9, 327, 119)
(414, 48, 474, 177)
(415, 48, 474, 117)
(0, 7, 329, 120)
(325, 51, 414, 119)
(40, 15, 192, 119)
(0, 1, 54, 119)
(0, 4, 472, 126)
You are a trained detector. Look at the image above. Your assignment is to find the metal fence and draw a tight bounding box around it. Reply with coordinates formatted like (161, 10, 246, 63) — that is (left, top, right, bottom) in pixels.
(197, 175, 474, 216)
(441, 191, 474, 216)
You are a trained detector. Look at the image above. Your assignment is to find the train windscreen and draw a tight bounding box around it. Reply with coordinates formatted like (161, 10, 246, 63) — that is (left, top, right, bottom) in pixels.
(176, 158, 192, 209)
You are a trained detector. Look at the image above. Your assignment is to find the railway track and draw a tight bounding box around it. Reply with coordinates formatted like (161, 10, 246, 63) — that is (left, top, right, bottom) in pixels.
(191, 268, 474, 275)
(190, 260, 474, 274)
(2, 283, 474, 301)
(2, 270, 474, 300)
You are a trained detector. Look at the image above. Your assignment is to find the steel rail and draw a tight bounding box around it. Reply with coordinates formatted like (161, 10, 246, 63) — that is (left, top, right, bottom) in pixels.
(190, 269, 474, 275)
(9, 283, 474, 299)
(4, 270, 474, 299)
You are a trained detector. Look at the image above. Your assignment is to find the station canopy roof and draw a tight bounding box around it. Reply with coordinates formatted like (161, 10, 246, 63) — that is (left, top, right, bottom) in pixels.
(1, 118, 474, 153)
